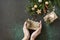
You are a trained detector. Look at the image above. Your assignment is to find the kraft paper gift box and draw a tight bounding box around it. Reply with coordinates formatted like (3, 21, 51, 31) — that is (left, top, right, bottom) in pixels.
(44, 11, 58, 23)
(26, 19, 40, 30)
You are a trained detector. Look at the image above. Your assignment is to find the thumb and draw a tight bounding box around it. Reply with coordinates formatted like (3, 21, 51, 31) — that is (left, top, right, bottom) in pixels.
(24, 21, 27, 27)
(39, 20, 42, 29)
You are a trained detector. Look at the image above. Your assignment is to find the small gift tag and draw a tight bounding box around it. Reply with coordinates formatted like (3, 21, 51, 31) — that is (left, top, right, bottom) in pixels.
(43, 11, 58, 23)
(26, 19, 40, 30)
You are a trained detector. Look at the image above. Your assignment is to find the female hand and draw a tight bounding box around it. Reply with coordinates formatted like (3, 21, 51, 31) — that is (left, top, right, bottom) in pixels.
(22, 22, 30, 40)
(30, 21, 42, 40)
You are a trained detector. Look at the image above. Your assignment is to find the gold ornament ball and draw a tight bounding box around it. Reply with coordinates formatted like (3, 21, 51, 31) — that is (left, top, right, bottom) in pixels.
(45, 1, 49, 5)
(34, 4, 38, 8)
(32, 7, 35, 10)
(38, 0, 42, 3)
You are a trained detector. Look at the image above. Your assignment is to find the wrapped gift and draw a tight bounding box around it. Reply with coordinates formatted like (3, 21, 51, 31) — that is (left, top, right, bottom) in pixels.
(44, 11, 58, 23)
(26, 19, 40, 30)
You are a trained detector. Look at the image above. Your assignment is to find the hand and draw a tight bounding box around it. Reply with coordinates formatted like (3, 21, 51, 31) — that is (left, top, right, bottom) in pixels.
(22, 22, 30, 40)
(30, 21, 42, 40)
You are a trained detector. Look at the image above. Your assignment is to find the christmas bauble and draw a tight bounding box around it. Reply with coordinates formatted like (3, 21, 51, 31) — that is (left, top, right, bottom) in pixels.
(45, 1, 49, 5)
(34, 4, 38, 8)
(38, 0, 42, 3)
(32, 7, 35, 10)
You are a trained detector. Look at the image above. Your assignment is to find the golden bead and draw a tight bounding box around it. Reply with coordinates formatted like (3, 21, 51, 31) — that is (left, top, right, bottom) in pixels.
(34, 4, 38, 8)
(45, 1, 49, 5)
(32, 7, 35, 10)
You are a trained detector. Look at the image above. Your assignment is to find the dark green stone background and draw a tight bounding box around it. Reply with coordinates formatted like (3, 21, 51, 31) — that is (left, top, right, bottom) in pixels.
(0, 0, 60, 40)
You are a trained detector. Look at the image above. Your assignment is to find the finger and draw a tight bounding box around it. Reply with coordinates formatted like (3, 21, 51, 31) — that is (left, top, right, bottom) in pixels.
(30, 21, 42, 39)
(39, 20, 42, 26)
(24, 21, 27, 25)
(40, 20, 42, 25)
(39, 20, 42, 29)
(23, 26, 30, 36)
(24, 21, 27, 27)
(31, 29, 41, 39)
(40, 20, 41, 24)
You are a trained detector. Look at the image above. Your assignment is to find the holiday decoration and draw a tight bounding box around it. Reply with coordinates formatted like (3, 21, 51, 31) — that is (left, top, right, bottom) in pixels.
(32, 7, 35, 10)
(34, 4, 38, 8)
(45, 1, 49, 5)
(38, 0, 42, 3)
(36, 9, 41, 14)
(26, 0, 54, 16)
(43, 8, 47, 13)
(25, 0, 58, 30)
(45, 5, 48, 9)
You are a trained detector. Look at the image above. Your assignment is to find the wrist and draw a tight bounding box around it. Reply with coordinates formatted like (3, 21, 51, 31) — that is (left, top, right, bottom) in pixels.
(30, 38, 35, 40)
(22, 38, 28, 40)
(22, 37, 29, 40)
(30, 37, 35, 40)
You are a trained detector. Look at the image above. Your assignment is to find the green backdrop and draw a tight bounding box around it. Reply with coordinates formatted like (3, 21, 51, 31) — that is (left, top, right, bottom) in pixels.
(0, 0, 60, 40)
